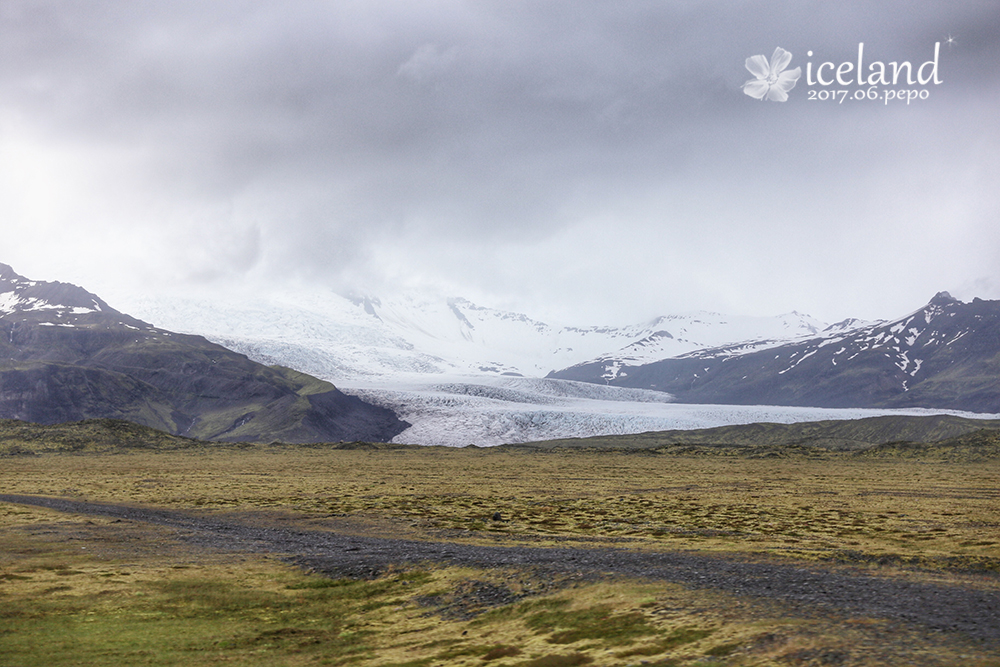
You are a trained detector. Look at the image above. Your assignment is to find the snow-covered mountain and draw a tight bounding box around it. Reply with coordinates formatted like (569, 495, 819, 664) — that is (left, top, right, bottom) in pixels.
(552, 315, 881, 384)
(578, 311, 855, 383)
(551, 292, 1000, 414)
(109, 286, 830, 383)
(0, 263, 113, 322)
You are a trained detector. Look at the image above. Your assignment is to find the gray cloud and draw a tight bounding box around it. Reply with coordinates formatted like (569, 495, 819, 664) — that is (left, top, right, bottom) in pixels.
(2, 1, 999, 324)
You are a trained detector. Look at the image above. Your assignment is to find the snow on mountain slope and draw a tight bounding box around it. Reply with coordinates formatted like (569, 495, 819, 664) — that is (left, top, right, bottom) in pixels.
(108, 286, 831, 383)
(664, 293, 953, 375)
(1, 262, 108, 321)
(580, 311, 832, 381)
(553, 292, 1000, 414)
(552, 311, 880, 383)
(110, 290, 457, 379)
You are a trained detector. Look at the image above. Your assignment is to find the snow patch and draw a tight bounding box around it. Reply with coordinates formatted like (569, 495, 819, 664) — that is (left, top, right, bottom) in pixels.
(947, 330, 969, 345)
(0, 291, 99, 317)
(777, 349, 817, 374)
(895, 351, 910, 373)
(0, 291, 20, 315)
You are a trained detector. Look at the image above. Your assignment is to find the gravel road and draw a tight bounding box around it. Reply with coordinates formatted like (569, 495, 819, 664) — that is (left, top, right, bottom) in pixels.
(2, 493, 998, 644)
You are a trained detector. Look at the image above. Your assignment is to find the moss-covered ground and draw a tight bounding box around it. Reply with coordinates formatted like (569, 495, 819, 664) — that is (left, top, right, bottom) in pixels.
(2, 445, 999, 666)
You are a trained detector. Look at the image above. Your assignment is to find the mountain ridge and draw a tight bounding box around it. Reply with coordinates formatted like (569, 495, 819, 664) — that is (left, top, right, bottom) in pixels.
(0, 263, 408, 443)
(550, 291, 1000, 413)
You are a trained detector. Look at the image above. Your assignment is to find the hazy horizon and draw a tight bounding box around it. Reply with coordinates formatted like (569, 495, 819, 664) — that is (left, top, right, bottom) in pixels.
(4, 2, 999, 326)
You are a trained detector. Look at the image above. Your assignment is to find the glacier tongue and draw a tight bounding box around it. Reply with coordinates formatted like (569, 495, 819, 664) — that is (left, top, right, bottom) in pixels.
(340, 375, 980, 447)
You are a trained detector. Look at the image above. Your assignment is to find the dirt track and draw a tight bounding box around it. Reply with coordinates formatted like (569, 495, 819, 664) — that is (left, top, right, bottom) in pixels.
(2, 493, 998, 645)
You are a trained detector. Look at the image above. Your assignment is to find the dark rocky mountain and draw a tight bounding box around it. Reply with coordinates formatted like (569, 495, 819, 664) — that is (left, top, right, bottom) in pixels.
(550, 292, 1000, 413)
(0, 263, 408, 443)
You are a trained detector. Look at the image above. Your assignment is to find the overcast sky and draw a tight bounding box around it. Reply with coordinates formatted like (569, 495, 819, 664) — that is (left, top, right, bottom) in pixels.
(2, 1, 999, 325)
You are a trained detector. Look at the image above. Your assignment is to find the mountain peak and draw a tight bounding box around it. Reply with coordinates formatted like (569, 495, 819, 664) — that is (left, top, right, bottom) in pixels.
(928, 291, 960, 306)
(0, 263, 26, 284)
(0, 263, 114, 320)
(822, 317, 873, 334)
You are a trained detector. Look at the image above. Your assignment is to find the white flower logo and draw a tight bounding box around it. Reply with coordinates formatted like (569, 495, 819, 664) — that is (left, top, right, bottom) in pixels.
(742, 47, 801, 102)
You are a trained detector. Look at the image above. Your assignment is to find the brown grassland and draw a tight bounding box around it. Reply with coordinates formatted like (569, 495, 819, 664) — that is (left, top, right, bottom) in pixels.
(1, 440, 999, 666)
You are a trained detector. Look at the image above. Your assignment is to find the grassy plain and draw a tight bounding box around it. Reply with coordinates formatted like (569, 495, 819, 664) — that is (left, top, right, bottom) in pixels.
(2, 443, 999, 666)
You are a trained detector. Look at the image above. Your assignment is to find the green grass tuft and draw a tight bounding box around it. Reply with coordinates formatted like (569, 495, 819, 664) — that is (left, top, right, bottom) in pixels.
(526, 604, 656, 646)
(514, 653, 592, 667)
(482, 644, 523, 660)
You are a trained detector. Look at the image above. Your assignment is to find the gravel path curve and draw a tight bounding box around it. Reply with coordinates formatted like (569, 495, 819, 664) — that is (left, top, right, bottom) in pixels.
(3, 493, 998, 644)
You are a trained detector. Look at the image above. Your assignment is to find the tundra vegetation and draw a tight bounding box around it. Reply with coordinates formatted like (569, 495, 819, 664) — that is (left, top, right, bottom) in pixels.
(1, 418, 999, 666)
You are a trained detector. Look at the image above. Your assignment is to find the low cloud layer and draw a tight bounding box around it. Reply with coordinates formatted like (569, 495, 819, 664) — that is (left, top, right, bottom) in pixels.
(3, 1, 999, 324)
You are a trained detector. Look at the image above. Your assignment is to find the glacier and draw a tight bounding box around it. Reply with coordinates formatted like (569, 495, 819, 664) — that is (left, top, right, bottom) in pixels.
(103, 285, 1000, 446)
(108, 286, 831, 381)
(339, 375, 992, 447)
